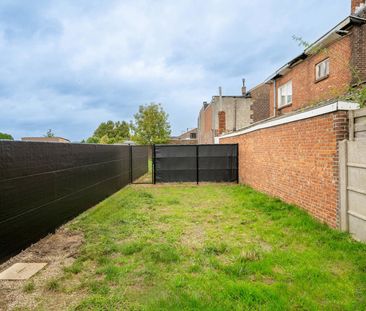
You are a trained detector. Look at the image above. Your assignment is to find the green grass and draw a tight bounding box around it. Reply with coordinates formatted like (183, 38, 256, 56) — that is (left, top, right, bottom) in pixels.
(23, 281, 35, 293)
(50, 184, 366, 310)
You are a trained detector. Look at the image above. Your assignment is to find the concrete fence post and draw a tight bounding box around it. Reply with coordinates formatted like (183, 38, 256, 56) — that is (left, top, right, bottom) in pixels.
(339, 140, 349, 231)
(348, 110, 355, 141)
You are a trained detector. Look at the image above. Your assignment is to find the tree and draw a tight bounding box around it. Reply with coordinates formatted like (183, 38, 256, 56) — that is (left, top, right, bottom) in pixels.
(45, 129, 55, 137)
(87, 120, 130, 144)
(0, 132, 14, 140)
(131, 103, 171, 145)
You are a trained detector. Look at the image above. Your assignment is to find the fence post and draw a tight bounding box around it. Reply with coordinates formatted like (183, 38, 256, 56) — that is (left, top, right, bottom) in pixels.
(196, 145, 199, 185)
(349, 110, 355, 141)
(152, 145, 156, 184)
(339, 140, 348, 231)
(236, 144, 239, 184)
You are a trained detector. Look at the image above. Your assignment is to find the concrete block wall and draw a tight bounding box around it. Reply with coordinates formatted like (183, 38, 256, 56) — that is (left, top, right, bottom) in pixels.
(220, 111, 348, 228)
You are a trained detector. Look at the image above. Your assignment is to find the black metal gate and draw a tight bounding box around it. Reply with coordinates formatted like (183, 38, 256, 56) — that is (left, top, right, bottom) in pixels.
(153, 144, 238, 184)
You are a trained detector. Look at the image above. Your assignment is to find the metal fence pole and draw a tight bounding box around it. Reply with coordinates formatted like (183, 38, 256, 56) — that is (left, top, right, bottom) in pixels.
(236, 144, 239, 184)
(152, 145, 156, 184)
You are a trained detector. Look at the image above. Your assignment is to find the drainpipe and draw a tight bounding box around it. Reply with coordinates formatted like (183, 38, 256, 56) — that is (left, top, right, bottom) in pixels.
(273, 79, 277, 117)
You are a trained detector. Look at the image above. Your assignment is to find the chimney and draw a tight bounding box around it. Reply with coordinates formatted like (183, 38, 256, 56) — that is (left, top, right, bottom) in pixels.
(218, 86, 223, 111)
(352, 0, 366, 14)
(241, 78, 247, 96)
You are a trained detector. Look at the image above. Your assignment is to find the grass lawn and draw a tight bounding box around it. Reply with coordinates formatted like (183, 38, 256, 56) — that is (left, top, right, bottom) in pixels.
(26, 184, 366, 310)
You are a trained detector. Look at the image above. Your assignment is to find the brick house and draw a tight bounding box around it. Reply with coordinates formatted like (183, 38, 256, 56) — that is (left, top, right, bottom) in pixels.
(197, 82, 253, 144)
(248, 83, 271, 123)
(169, 128, 198, 145)
(265, 1, 366, 118)
(218, 1, 365, 229)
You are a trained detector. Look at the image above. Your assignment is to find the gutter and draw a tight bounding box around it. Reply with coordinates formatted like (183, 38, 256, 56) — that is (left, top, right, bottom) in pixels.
(218, 101, 360, 141)
(264, 15, 366, 84)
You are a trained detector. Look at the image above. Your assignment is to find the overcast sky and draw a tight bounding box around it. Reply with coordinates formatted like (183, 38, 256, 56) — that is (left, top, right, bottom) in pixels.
(0, 0, 350, 141)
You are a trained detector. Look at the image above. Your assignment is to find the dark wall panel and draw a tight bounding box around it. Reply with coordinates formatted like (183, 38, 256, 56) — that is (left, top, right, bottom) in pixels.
(0, 141, 147, 261)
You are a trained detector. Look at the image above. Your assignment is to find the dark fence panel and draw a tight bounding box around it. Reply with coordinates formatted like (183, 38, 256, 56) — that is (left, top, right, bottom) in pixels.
(0, 141, 148, 260)
(154, 144, 238, 183)
(131, 145, 149, 181)
(154, 145, 197, 183)
(198, 144, 238, 182)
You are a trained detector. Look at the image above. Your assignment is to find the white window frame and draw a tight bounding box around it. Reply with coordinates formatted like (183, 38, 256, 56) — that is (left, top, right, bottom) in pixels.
(315, 58, 330, 81)
(278, 80, 292, 108)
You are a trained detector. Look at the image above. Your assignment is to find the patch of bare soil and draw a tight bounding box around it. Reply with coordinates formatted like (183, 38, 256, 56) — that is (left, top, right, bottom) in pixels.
(181, 226, 206, 250)
(0, 228, 84, 311)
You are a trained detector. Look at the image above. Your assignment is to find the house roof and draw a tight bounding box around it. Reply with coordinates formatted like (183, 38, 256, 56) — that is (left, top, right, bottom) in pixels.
(264, 15, 366, 83)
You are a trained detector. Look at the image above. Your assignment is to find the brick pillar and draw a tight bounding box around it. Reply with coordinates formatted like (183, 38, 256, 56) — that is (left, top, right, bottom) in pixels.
(218, 111, 226, 135)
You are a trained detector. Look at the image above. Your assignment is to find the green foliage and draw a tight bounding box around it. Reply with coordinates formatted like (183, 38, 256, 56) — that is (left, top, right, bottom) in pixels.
(45, 129, 55, 137)
(0, 132, 14, 140)
(87, 120, 130, 144)
(348, 86, 366, 108)
(46, 279, 60, 291)
(292, 35, 327, 55)
(23, 281, 35, 293)
(131, 103, 171, 145)
(86, 136, 99, 144)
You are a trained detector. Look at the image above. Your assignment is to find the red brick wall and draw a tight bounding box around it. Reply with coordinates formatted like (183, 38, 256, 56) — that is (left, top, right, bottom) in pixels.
(352, 0, 365, 13)
(218, 111, 226, 134)
(221, 111, 349, 228)
(351, 8, 366, 84)
(250, 84, 271, 122)
(270, 36, 352, 116)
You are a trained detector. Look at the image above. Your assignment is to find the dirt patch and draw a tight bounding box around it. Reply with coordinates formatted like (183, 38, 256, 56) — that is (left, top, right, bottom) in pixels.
(181, 226, 206, 250)
(0, 227, 84, 311)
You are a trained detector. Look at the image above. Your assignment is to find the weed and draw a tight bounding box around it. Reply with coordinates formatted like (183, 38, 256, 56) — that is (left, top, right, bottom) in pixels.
(46, 279, 60, 292)
(23, 281, 35, 293)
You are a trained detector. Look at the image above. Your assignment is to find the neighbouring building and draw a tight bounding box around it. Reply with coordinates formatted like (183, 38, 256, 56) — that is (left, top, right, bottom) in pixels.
(197, 81, 253, 144)
(218, 0, 366, 233)
(248, 83, 271, 123)
(169, 128, 198, 145)
(265, 1, 366, 118)
(21, 137, 70, 143)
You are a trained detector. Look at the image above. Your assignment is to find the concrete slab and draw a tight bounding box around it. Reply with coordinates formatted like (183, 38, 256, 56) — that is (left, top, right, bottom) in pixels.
(0, 263, 47, 280)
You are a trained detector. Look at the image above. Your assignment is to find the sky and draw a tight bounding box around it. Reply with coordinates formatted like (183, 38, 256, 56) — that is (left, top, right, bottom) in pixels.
(0, 0, 350, 141)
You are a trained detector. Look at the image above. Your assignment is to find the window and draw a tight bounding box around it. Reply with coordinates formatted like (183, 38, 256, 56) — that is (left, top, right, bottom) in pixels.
(315, 58, 329, 81)
(278, 80, 292, 108)
(190, 132, 197, 139)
